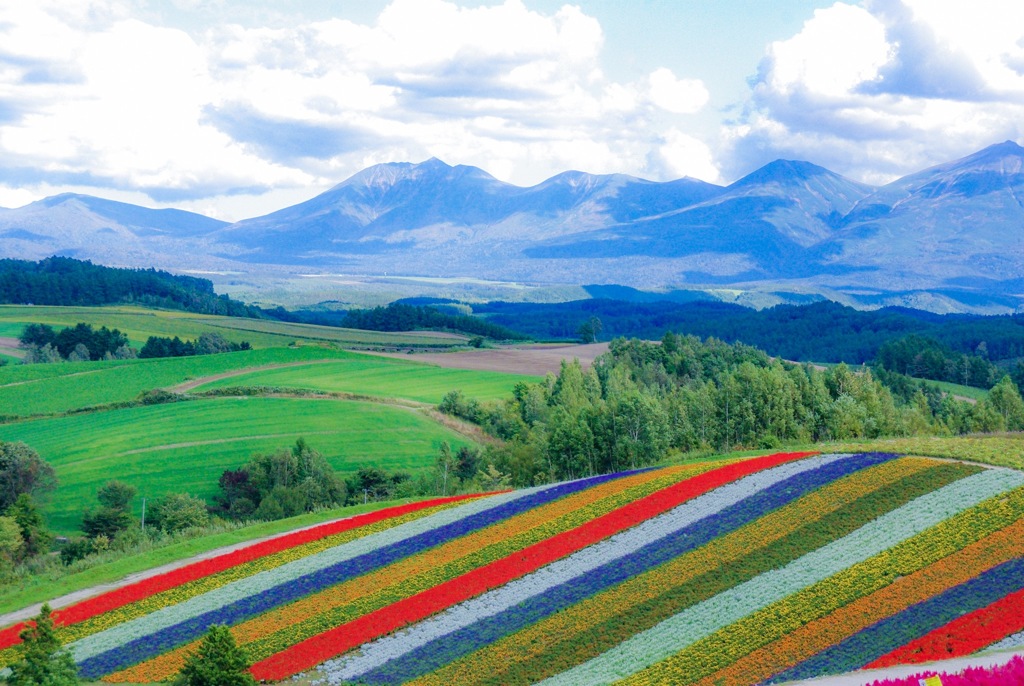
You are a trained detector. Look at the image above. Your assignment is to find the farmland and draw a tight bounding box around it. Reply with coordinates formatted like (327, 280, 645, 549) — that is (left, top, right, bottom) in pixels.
(2, 451, 1024, 685)
(0, 305, 470, 350)
(0, 305, 541, 538)
(0, 397, 477, 533)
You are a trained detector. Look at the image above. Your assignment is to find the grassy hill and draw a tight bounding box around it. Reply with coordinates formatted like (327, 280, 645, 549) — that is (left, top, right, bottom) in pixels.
(0, 304, 541, 537)
(2, 449, 1024, 685)
(0, 397, 477, 533)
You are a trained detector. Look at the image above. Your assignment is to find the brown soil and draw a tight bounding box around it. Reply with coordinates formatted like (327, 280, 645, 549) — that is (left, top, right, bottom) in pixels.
(0, 337, 25, 358)
(366, 342, 611, 376)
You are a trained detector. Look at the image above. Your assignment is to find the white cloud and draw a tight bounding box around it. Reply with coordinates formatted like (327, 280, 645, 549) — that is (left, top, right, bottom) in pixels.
(647, 68, 709, 114)
(654, 129, 722, 183)
(0, 0, 717, 217)
(727, 0, 1024, 183)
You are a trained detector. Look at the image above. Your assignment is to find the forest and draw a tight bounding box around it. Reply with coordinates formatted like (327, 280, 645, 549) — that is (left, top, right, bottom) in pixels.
(441, 333, 1024, 488)
(476, 299, 1024, 366)
(0, 257, 262, 317)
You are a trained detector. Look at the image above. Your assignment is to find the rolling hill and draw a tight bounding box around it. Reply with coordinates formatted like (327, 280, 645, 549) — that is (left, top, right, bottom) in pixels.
(2, 450, 1024, 685)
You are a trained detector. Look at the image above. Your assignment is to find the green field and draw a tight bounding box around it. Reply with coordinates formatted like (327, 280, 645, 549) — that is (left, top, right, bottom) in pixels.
(924, 378, 989, 401)
(0, 305, 468, 350)
(0, 347, 537, 418)
(190, 358, 541, 404)
(0, 396, 474, 533)
(0, 347, 351, 417)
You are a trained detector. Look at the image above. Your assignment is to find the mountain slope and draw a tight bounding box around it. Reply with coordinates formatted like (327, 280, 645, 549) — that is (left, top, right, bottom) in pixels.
(0, 193, 227, 265)
(817, 141, 1024, 288)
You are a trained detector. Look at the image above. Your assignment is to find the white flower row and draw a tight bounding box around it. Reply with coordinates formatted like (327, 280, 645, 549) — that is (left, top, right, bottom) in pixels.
(68, 484, 548, 662)
(540, 468, 1024, 686)
(989, 629, 1024, 651)
(321, 453, 853, 682)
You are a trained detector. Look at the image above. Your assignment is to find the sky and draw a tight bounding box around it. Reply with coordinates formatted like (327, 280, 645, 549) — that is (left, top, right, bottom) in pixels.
(1, 0, 1023, 221)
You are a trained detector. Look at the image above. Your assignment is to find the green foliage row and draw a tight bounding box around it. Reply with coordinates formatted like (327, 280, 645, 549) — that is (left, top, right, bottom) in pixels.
(338, 302, 529, 340)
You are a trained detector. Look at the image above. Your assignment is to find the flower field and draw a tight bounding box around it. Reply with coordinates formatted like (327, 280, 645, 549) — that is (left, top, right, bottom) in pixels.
(3, 451, 1024, 685)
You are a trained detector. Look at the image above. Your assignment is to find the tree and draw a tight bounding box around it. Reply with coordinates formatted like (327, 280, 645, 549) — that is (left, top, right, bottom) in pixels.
(154, 493, 210, 534)
(82, 480, 136, 539)
(6, 494, 52, 558)
(577, 316, 603, 344)
(6, 603, 79, 686)
(0, 442, 57, 512)
(0, 515, 24, 568)
(177, 625, 254, 686)
(988, 375, 1024, 431)
(96, 480, 136, 510)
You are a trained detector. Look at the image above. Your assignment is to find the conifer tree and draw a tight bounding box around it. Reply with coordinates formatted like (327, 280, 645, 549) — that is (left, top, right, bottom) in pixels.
(7, 604, 78, 686)
(177, 625, 255, 686)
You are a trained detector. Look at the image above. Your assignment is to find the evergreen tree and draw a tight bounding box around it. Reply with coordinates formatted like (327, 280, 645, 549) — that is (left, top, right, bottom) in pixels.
(177, 625, 255, 686)
(6, 604, 79, 686)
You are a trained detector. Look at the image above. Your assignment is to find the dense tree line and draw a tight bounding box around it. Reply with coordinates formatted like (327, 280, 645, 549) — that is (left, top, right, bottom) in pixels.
(441, 334, 1024, 487)
(873, 334, 1012, 388)
(139, 332, 250, 358)
(476, 299, 1024, 365)
(339, 303, 529, 340)
(0, 257, 263, 317)
(20, 323, 131, 361)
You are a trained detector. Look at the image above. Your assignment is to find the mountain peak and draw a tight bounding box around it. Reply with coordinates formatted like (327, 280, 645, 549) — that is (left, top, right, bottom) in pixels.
(730, 159, 835, 189)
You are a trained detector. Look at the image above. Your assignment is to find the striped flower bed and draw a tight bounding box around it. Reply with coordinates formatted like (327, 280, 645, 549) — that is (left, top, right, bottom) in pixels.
(3, 451, 1024, 686)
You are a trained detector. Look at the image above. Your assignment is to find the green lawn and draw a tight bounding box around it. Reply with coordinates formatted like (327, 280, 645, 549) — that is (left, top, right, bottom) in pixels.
(191, 357, 541, 404)
(0, 397, 474, 534)
(0, 305, 468, 350)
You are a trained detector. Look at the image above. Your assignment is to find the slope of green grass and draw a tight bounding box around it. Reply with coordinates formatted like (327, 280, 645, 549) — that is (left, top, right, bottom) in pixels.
(924, 378, 989, 401)
(0, 347, 355, 417)
(0, 305, 469, 350)
(0, 397, 474, 533)
(0, 347, 537, 417)
(191, 358, 541, 404)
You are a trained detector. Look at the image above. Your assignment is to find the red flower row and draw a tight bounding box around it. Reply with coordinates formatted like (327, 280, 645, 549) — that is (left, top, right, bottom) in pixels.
(0, 493, 487, 650)
(250, 451, 819, 680)
(867, 585, 1024, 668)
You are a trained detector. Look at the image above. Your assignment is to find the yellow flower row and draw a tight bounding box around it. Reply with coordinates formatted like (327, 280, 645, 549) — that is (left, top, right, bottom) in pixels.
(625, 484, 1024, 686)
(408, 456, 936, 686)
(108, 463, 717, 682)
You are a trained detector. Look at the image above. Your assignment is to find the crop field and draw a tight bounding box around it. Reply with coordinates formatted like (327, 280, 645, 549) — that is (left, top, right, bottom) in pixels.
(0, 305, 469, 350)
(187, 359, 542, 404)
(3, 451, 1024, 685)
(0, 347, 537, 418)
(0, 397, 474, 533)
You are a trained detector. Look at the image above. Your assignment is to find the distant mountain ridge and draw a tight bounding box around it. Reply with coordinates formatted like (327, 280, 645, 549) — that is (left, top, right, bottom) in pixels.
(2, 141, 1023, 313)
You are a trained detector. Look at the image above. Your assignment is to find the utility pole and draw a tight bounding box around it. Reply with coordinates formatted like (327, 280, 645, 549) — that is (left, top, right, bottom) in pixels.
(141, 497, 146, 532)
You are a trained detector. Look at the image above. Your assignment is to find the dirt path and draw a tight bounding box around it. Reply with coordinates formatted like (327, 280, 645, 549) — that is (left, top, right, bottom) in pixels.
(366, 342, 610, 376)
(0, 337, 25, 358)
(168, 359, 343, 393)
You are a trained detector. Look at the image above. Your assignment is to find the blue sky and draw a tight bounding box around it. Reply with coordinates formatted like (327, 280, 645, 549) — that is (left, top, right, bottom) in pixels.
(1, 0, 1022, 221)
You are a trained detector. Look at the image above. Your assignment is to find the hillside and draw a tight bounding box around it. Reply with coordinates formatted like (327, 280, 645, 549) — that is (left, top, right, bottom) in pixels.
(3, 143, 1024, 312)
(2, 450, 1024, 684)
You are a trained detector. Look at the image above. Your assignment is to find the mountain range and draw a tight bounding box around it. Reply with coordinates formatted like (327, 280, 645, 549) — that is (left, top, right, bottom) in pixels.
(2, 141, 1023, 313)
